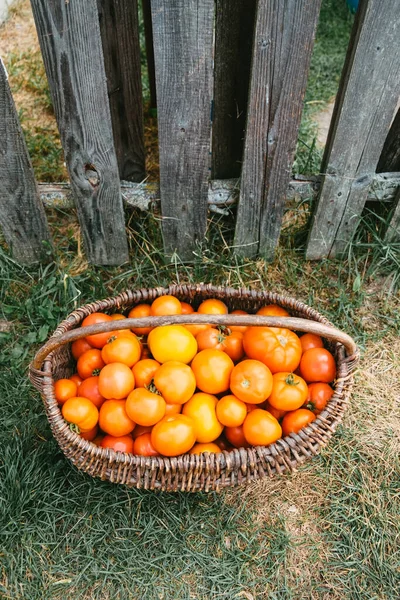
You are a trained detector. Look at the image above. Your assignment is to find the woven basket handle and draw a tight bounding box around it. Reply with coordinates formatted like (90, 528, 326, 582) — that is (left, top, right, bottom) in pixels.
(30, 314, 358, 374)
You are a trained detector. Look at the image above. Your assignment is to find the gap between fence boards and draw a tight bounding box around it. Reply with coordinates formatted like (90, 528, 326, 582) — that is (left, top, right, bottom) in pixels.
(37, 173, 400, 213)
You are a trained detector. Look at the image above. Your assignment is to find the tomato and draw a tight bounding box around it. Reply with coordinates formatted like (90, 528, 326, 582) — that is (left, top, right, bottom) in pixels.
(70, 373, 83, 388)
(151, 295, 182, 316)
(77, 349, 106, 379)
(71, 338, 93, 360)
(196, 327, 225, 352)
(191, 349, 234, 394)
(268, 372, 308, 411)
(101, 434, 134, 453)
(110, 314, 126, 321)
(184, 315, 212, 338)
(80, 425, 99, 441)
(214, 436, 234, 451)
(128, 304, 153, 336)
(300, 333, 324, 353)
(98, 363, 135, 400)
(140, 345, 152, 359)
(148, 325, 197, 364)
(216, 395, 247, 427)
(126, 388, 166, 426)
(224, 425, 249, 449)
(256, 305, 290, 317)
(229, 309, 248, 333)
(81, 312, 113, 349)
(132, 359, 160, 388)
(197, 298, 228, 315)
(133, 432, 159, 456)
(78, 376, 105, 409)
(165, 403, 182, 415)
(131, 425, 153, 439)
(182, 393, 223, 443)
(54, 378, 78, 405)
(304, 382, 334, 414)
(281, 409, 316, 436)
(223, 331, 245, 362)
(264, 401, 287, 422)
(153, 361, 196, 405)
(151, 415, 196, 456)
(180, 302, 194, 314)
(299, 348, 337, 383)
(62, 397, 99, 432)
(243, 409, 282, 446)
(101, 334, 141, 368)
(99, 399, 136, 436)
(243, 327, 302, 373)
(230, 359, 273, 404)
(190, 442, 222, 455)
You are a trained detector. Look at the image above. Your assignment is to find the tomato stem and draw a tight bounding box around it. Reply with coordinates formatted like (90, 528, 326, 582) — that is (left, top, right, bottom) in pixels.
(92, 369, 101, 376)
(146, 380, 161, 395)
(285, 373, 299, 386)
(69, 422, 81, 434)
(106, 335, 117, 344)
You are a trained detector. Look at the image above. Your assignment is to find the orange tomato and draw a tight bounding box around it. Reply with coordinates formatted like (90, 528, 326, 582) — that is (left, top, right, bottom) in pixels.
(223, 331, 245, 362)
(216, 395, 247, 427)
(243, 327, 302, 373)
(299, 348, 337, 383)
(101, 334, 141, 368)
(110, 314, 126, 321)
(230, 359, 273, 404)
(198, 298, 228, 315)
(133, 432, 159, 456)
(62, 397, 99, 432)
(54, 378, 78, 405)
(224, 425, 249, 449)
(165, 403, 182, 415)
(80, 425, 99, 441)
(184, 315, 212, 338)
(264, 401, 287, 421)
(281, 409, 316, 436)
(243, 409, 282, 446)
(180, 302, 194, 314)
(268, 372, 308, 411)
(140, 345, 152, 359)
(99, 399, 136, 436)
(300, 333, 324, 353)
(182, 393, 223, 443)
(151, 415, 196, 456)
(229, 309, 248, 333)
(151, 295, 182, 316)
(78, 376, 106, 409)
(126, 388, 166, 426)
(131, 425, 153, 439)
(196, 327, 225, 352)
(191, 349, 234, 394)
(81, 312, 113, 349)
(190, 442, 221, 455)
(304, 382, 334, 414)
(132, 359, 160, 388)
(71, 338, 93, 360)
(153, 361, 196, 405)
(256, 305, 290, 317)
(98, 363, 135, 400)
(128, 304, 153, 336)
(148, 325, 197, 364)
(101, 434, 134, 453)
(70, 373, 83, 388)
(77, 349, 106, 379)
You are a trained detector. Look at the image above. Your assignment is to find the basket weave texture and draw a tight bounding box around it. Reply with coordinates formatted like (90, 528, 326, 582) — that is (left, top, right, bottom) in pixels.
(29, 285, 359, 492)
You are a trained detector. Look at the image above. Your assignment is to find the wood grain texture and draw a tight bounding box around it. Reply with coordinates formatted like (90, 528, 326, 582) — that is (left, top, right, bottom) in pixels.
(306, 0, 400, 260)
(30, 0, 128, 266)
(377, 107, 400, 173)
(384, 189, 400, 243)
(141, 0, 157, 111)
(151, 0, 214, 260)
(234, 0, 322, 259)
(0, 58, 52, 264)
(212, 0, 256, 179)
(98, 0, 145, 182)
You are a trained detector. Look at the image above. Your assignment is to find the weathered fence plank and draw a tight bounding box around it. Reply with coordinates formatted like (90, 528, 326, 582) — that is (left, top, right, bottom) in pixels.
(0, 58, 52, 264)
(377, 108, 400, 173)
(384, 189, 400, 243)
(151, 0, 214, 260)
(141, 0, 157, 111)
(98, 0, 145, 182)
(31, 0, 128, 266)
(234, 0, 322, 259)
(306, 0, 400, 260)
(212, 0, 256, 179)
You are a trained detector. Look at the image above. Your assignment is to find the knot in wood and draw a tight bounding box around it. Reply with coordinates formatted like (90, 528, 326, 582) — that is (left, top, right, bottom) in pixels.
(84, 164, 100, 188)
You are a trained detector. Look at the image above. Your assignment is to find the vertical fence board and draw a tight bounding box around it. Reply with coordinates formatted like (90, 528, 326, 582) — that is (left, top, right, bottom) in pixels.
(384, 190, 400, 243)
(234, 0, 322, 259)
(212, 0, 256, 179)
(377, 108, 400, 173)
(151, 0, 214, 260)
(98, 0, 145, 182)
(306, 0, 400, 260)
(0, 58, 52, 264)
(141, 0, 157, 111)
(31, 0, 128, 266)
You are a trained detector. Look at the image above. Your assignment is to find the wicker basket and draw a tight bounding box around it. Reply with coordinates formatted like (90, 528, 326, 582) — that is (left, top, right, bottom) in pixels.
(29, 284, 359, 492)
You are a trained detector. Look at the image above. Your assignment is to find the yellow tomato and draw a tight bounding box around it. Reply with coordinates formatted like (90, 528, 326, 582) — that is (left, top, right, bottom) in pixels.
(182, 393, 223, 443)
(148, 325, 197, 364)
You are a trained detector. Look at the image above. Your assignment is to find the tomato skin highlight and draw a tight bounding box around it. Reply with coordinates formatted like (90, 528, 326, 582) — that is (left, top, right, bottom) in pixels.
(299, 348, 337, 383)
(281, 409, 316, 436)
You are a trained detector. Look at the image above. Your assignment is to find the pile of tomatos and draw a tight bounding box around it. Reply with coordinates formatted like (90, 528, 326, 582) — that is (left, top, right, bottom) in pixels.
(54, 296, 337, 458)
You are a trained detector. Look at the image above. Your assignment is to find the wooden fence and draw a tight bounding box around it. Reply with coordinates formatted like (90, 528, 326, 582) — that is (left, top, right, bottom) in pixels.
(0, 0, 399, 266)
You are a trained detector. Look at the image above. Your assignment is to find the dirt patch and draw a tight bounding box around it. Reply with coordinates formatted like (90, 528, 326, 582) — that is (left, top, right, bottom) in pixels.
(313, 98, 335, 147)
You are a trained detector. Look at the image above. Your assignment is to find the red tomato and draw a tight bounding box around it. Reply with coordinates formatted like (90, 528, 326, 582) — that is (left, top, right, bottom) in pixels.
(180, 302, 194, 314)
(224, 425, 249, 449)
(77, 349, 105, 379)
(132, 359, 160, 388)
(101, 434, 134, 453)
(71, 338, 93, 360)
(281, 409, 316, 436)
(304, 382, 334, 414)
(299, 348, 336, 383)
(78, 376, 106, 409)
(300, 333, 324, 353)
(70, 373, 83, 388)
(80, 425, 99, 441)
(133, 433, 159, 456)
